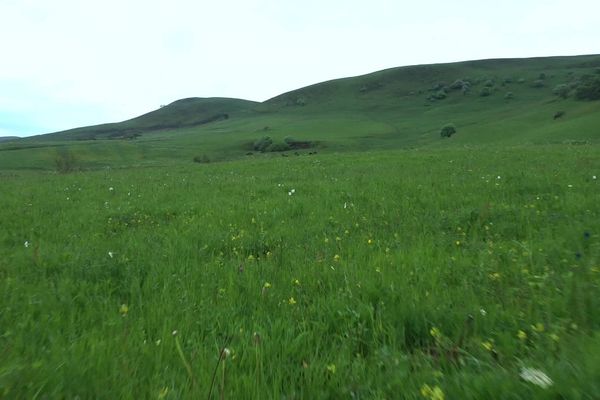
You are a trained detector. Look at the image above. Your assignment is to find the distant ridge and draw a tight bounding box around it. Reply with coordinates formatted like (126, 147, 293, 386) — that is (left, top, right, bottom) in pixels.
(0, 136, 19, 143)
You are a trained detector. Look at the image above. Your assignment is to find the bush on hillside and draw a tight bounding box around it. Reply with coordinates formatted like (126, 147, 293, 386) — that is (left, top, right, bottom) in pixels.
(479, 87, 492, 97)
(531, 80, 545, 88)
(575, 76, 600, 100)
(538, 72, 547, 80)
(193, 154, 211, 164)
(440, 124, 457, 138)
(504, 92, 514, 100)
(484, 80, 495, 87)
(54, 148, 78, 173)
(553, 84, 570, 99)
(254, 136, 273, 152)
(267, 142, 291, 152)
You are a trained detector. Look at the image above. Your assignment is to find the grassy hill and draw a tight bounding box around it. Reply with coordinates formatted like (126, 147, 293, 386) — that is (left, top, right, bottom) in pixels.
(1, 54, 600, 170)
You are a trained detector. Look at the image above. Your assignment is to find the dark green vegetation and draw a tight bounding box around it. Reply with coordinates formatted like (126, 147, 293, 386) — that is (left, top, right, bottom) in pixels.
(1, 55, 600, 398)
(1, 54, 600, 170)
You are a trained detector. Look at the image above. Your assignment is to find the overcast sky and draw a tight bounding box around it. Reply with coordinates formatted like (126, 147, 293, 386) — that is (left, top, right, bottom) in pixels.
(1, 0, 599, 137)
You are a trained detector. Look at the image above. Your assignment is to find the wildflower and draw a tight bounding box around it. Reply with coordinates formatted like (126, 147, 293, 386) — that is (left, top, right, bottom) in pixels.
(288, 189, 295, 196)
(489, 272, 501, 280)
(368, 239, 373, 245)
(288, 297, 296, 305)
(109, 187, 114, 191)
(549, 333, 559, 342)
(482, 341, 494, 351)
(520, 367, 553, 389)
(480, 308, 487, 316)
(593, 175, 597, 180)
(497, 176, 501, 180)
(222, 348, 231, 358)
(517, 330, 527, 341)
(247, 254, 255, 261)
(567, 184, 573, 188)
(429, 327, 442, 341)
(158, 387, 169, 399)
(155, 339, 161, 346)
(333, 254, 340, 262)
(24, 241, 29, 248)
(293, 279, 300, 286)
(108, 251, 114, 258)
(172, 330, 178, 336)
(326, 363, 336, 374)
(455, 240, 461, 246)
(263, 282, 272, 289)
(343, 202, 347, 209)
(420, 384, 445, 400)
(532, 323, 544, 333)
(119, 304, 129, 317)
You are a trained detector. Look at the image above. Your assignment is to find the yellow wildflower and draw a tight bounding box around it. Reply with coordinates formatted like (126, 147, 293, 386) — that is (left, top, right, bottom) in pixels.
(288, 297, 296, 305)
(518, 330, 527, 341)
(482, 341, 493, 351)
(333, 254, 340, 262)
(293, 279, 300, 286)
(420, 384, 444, 400)
(429, 327, 442, 341)
(532, 323, 544, 333)
(326, 364, 336, 374)
(119, 304, 129, 317)
(263, 282, 272, 289)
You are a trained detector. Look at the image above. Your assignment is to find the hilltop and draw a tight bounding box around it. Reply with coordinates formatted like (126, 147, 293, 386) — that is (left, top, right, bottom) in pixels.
(2, 54, 600, 170)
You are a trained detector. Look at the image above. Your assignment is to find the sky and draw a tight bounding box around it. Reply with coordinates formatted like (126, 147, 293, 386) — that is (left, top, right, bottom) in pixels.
(1, 0, 599, 137)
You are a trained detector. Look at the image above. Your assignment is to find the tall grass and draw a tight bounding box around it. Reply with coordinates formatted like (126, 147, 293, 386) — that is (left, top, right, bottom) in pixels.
(1, 146, 599, 398)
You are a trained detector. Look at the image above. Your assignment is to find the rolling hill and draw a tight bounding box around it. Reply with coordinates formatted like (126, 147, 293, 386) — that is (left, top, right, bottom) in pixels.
(1, 54, 600, 170)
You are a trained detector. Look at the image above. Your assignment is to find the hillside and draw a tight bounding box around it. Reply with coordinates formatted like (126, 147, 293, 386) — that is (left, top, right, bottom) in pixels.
(1, 54, 600, 170)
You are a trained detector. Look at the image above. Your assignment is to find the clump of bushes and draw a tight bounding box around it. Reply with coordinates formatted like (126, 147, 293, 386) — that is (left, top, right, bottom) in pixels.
(575, 76, 600, 100)
(440, 124, 457, 138)
(54, 148, 78, 173)
(480, 87, 492, 97)
(193, 154, 211, 163)
(553, 84, 570, 99)
(252, 136, 315, 153)
(531, 80, 545, 88)
(254, 136, 273, 152)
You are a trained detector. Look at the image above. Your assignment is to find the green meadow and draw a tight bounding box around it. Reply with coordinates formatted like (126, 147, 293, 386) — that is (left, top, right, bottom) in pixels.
(1, 55, 600, 398)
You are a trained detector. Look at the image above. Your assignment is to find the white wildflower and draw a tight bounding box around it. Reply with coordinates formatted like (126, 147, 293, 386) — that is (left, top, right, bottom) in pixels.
(568, 184, 573, 188)
(24, 241, 30, 248)
(480, 308, 487, 316)
(520, 367, 553, 389)
(108, 251, 114, 258)
(109, 187, 114, 191)
(593, 175, 597, 180)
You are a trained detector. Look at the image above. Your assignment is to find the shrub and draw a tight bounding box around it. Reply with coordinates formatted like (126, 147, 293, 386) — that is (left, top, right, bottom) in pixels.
(440, 124, 456, 138)
(575, 76, 600, 100)
(531, 80, 545, 88)
(505, 92, 514, 100)
(484, 80, 495, 87)
(267, 142, 291, 152)
(538, 72, 547, 80)
(554, 111, 565, 120)
(54, 148, 77, 173)
(193, 155, 210, 163)
(254, 136, 273, 152)
(480, 87, 492, 97)
(553, 84, 570, 99)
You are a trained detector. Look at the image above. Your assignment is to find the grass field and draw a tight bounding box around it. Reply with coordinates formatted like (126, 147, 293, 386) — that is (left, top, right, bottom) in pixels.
(2, 145, 599, 398)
